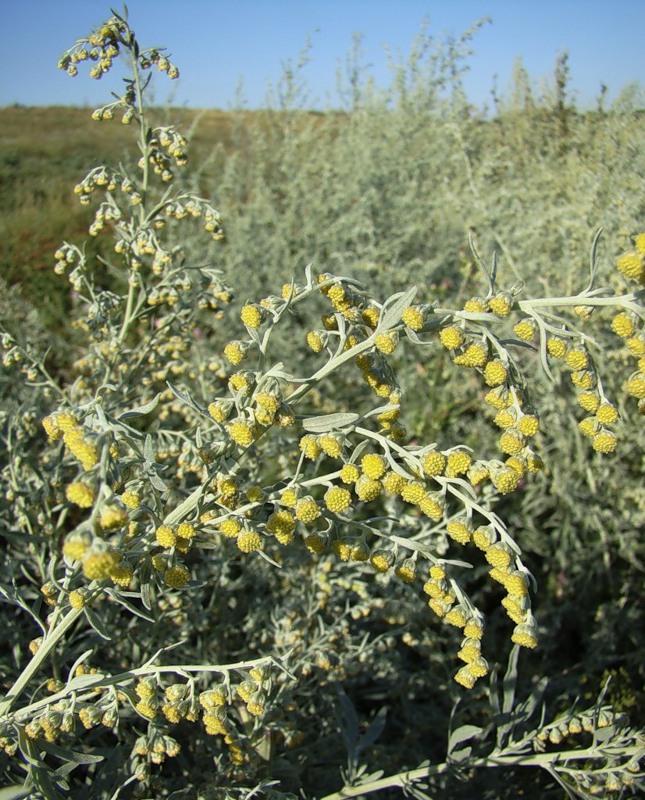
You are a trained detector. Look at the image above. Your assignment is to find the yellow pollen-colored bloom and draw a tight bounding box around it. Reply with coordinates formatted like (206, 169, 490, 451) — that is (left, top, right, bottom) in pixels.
(634, 233, 645, 255)
(501, 595, 526, 625)
(546, 338, 567, 359)
(324, 486, 352, 513)
(66, 481, 96, 508)
(610, 313, 635, 338)
(571, 370, 594, 390)
(361, 453, 387, 479)
(295, 497, 321, 523)
(513, 319, 536, 341)
(446, 450, 472, 477)
(255, 392, 280, 413)
(361, 306, 381, 328)
(110, 561, 133, 587)
(463, 298, 487, 313)
(223, 341, 247, 365)
(578, 417, 598, 437)
(484, 360, 508, 387)
(464, 618, 484, 640)
(240, 304, 264, 328)
(401, 305, 425, 330)
(577, 392, 600, 413)
(299, 435, 321, 460)
(565, 348, 589, 371)
(494, 409, 515, 429)
(454, 343, 488, 368)
(473, 526, 495, 550)
(208, 402, 229, 423)
(219, 518, 241, 538)
(454, 666, 477, 689)
(382, 470, 407, 494)
(505, 570, 529, 598)
(266, 511, 296, 543)
(512, 622, 538, 649)
(332, 539, 352, 561)
(457, 638, 481, 663)
(439, 326, 464, 350)
(445, 606, 468, 628)
(304, 533, 326, 554)
(237, 530, 263, 553)
(485, 543, 513, 569)
(394, 558, 416, 582)
(227, 420, 255, 446)
(491, 467, 521, 494)
(319, 434, 342, 458)
(468, 462, 489, 485)
(280, 488, 298, 507)
(626, 373, 645, 398)
(374, 332, 397, 355)
(422, 450, 446, 476)
(339, 463, 360, 484)
(498, 431, 525, 456)
(177, 522, 196, 539)
(446, 518, 472, 545)
(121, 490, 140, 509)
(69, 589, 87, 609)
(42, 414, 63, 440)
(517, 415, 539, 437)
(595, 403, 618, 425)
(156, 525, 177, 548)
(626, 336, 645, 357)
(487, 294, 512, 317)
(370, 550, 393, 573)
(63, 530, 92, 561)
(82, 548, 121, 580)
(355, 475, 382, 502)
(418, 495, 444, 520)
(592, 430, 617, 454)
(616, 250, 645, 283)
(99, 504, 128, 531)
(306, 330, 325, 352)
(164, 564, 190, 587)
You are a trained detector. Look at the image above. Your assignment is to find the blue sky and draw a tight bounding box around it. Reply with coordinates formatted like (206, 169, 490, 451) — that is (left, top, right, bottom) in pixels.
(0, 0, 643, 111)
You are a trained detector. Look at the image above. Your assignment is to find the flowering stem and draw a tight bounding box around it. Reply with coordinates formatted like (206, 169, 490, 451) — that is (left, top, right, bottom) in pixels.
(0, 607, 83, 719)
(320, 743, 644, 799)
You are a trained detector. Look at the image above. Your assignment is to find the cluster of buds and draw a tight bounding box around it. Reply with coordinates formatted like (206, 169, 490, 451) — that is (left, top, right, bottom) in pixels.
(137, 48, 180, 80)
(57, 15, 128, 79)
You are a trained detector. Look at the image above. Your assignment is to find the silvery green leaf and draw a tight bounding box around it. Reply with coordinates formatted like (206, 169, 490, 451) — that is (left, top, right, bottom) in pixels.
(65, 673, 105, 691)
(148, 471, 168, 492)
(377, 286, 417, 331)
(84, 606, 111, 640)
(143, 434, 155, 463)
(105, 589, 155, 623)
(166, 382, 205, 413)
(0, 787, 31, 800)
(449, 745, 472, 762)
(42, 741, 104, 768)
(301, 412, 359, 433)
(358, 706, 387, 752)
(447, 724, 483, 755)
(118, 393, 160, 421)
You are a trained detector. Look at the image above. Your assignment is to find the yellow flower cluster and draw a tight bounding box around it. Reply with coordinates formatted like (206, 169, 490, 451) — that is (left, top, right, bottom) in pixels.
(66, 481, 96, 509)
(266, 510, 296, 544)
(43, 411, 99, 470)
(615, 234, 645, 284)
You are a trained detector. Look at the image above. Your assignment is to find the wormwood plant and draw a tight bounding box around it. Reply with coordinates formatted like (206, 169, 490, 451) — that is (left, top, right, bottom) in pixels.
(0, 8, 643, 799)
